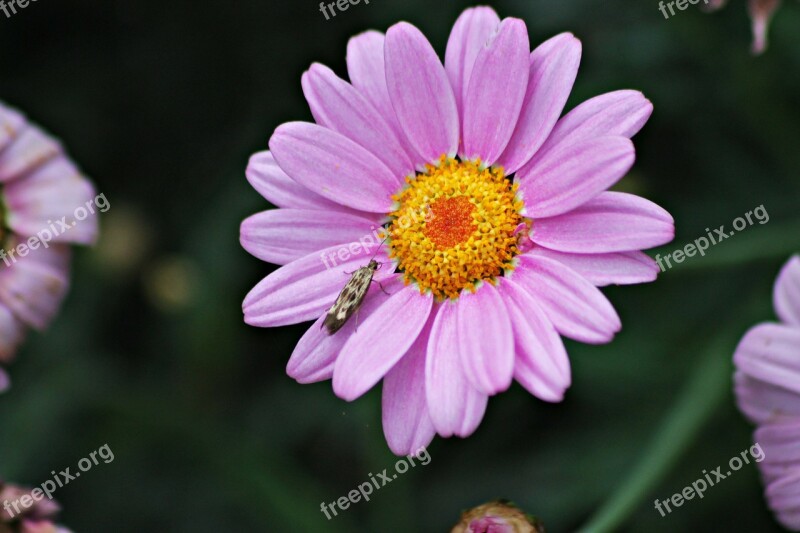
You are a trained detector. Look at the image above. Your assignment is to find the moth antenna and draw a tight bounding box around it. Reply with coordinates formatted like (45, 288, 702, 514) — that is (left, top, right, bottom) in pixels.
(368, 230, 390, 263)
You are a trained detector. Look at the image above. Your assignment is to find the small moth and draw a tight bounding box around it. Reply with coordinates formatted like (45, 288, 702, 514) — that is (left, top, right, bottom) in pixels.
(323, 259, 382, 335)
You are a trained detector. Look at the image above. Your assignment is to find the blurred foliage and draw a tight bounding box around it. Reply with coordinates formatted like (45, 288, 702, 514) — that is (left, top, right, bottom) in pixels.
(0, 0, 798, 531)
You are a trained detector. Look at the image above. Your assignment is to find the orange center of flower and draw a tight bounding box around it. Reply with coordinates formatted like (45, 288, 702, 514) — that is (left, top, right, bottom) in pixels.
(388, 156, 525, 300)
(423, 196, 475, 249)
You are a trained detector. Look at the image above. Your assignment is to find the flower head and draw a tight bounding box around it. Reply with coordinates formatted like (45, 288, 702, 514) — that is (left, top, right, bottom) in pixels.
(0, 102, 99, 392)
(451, 501, 544, 533)
(242, 7, 674, 454)
(734, 255, 800, 530)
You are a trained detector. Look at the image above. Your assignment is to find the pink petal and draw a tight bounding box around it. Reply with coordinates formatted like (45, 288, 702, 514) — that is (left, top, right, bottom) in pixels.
(462, 18, 530, 165)
(0, 304, 26, 363)
(0, 125, 62, 183)
(243, 241, 392, 327)
(0, 244, 71, 330)
(755, 421, 800, 482)
(527, 248, 659, 286)
(748, 0, 781, 54)
(287, 276, 404, 384)
(385, 22, 459, 165)
(512, 254, 621, 343)
(499, 278, 570, 402)
(240, 209, 379, 266)
(4, 156, 99, 245)
(425, 302, 488, 437)
(766, 470, 800, 530)
(269, 122, 399, 213)
(532, 192, 675, 253)
(333, 286, 433, 401)
(346, 31, 419, 161)
(382, 321, 437, 455)
(497, 33, 582, 175)
(444, 7, 501, 121)
(246, 151, 354, 213)
(0, 103, 26, 154)
(457, 283, 514, 395)
(517, 137, 635, 218)
(734, 323, 800, 395)
(536, 90, 653, 158)
(302, 63, 415, 179)
(774, 256, 800, 326)
(734, 371, 800, 425)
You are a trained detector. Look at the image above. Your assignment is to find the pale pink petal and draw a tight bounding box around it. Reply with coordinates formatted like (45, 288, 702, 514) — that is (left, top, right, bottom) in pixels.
(774, 256, 800, 326)
(287, 276, 404, 384)
(0, 103, 26, 153)
(302, 63, 414, 178)
(444, 7, 501, 120)
(457, 283, 514, 395)
(512, 254, 621, 343)
(269, 122, 398, 213)
(735, 371, 800, 425)
(382, 320, 437, 455)
(246, 151, 354, 213)
(0, 304, 26, 362)
(527, 247, 659, 286)
(748, 0, 781, 54)
(499, 278, 571, 402)
(532, 192, 675, 253)
(755, 421, 800, 483)
(462, 18, 530, 165)
(240, 209, 379, 266)
(4, 156, 99, 245)
(425, 302, 488, 437)
(0, 244, 71, 330)
(0, 125, 62, 183)
(243, 241, 392, 327)
(333, 286, 433, 401)
(517, 137, 635, 218)
(734, 323, 800, 395)
(535, 90, 653, 158)
(385, 22, 459, 165)
(497, 33, 582, 175)
(766, 471, 800, 530)
(346, 31, 419, 161)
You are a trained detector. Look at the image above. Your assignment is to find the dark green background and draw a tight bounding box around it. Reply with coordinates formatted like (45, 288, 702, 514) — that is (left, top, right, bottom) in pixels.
(1, 0, 799, 531)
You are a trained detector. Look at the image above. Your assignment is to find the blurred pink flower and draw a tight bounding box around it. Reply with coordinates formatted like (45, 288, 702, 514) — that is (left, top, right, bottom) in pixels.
(734, 255, 800, 530)
(0, 102, 99, 392)
(0, 481, 71, 533)
(707, 0, 785, 54)
(451, 501, 543, 533)
(242, 6, 674, 455)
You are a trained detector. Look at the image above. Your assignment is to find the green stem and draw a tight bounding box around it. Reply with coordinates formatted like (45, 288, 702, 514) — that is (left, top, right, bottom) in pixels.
(577, 333, 733, 533)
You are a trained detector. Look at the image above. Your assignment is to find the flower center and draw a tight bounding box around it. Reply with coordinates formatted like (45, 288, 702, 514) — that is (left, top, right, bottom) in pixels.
(388, 156, 524, 300)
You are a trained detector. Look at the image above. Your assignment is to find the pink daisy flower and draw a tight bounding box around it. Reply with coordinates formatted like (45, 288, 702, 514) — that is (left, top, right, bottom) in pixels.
(734, 256, 800, 530)
(0, 102, 99, 392)
(242, 7, 674, 455)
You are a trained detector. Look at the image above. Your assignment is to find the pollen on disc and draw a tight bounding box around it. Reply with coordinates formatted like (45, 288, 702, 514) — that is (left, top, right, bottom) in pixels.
(424, 196, 475, 249)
